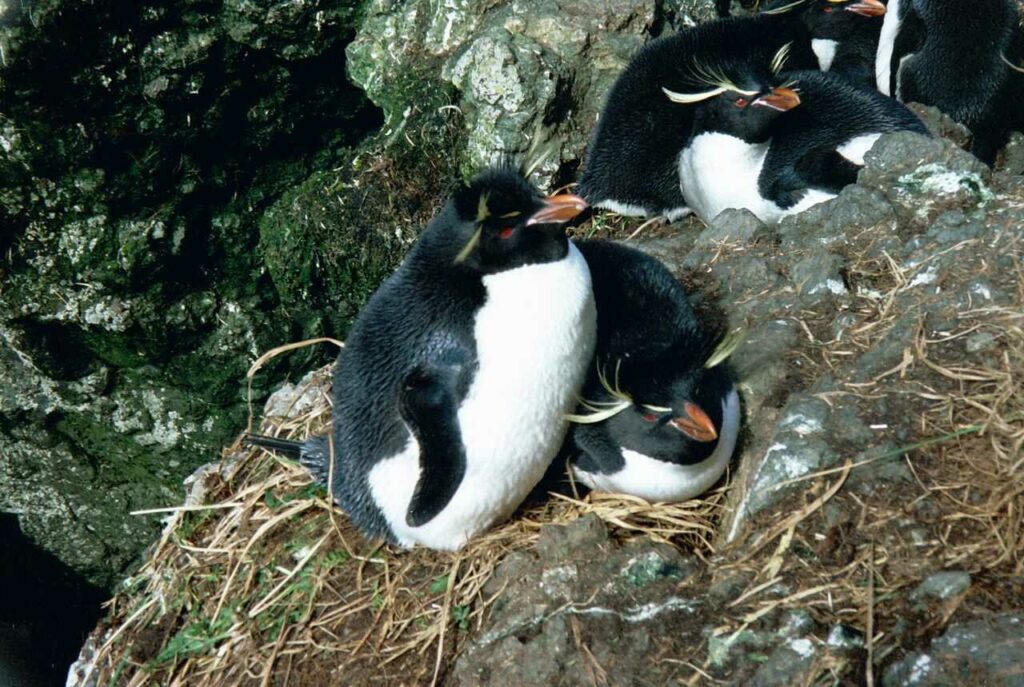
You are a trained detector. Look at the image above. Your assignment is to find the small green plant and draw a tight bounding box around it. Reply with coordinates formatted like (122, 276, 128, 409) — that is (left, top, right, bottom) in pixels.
(371, 581, 386, 610)
(451, 605, 471, 632)
(429, 575, 449, 595)
(153, 608, 235, 666)
(322, 550, 350, 570)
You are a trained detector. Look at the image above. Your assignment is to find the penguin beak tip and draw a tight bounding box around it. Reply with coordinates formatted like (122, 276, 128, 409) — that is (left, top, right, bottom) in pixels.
(671, 402, 718, 442)
(753, 87, 801, 112)
(847, 0, 886, 17)
(526, 193, 589, 226)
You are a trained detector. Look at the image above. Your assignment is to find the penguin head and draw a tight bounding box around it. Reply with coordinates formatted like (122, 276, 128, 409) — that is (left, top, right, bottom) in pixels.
(662, 44, 802, 143)
(572, 331, 740, 467)
(588, 357, 735, 466)
(441, 168, 587, 274)
(764, 0, 886, 38)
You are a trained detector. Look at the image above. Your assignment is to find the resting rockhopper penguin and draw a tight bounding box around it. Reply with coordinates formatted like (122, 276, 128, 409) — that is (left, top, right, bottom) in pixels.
(669, 47, 929, 224)
(249, 169, 595, 550)
(577, 14, 818, 221)
(875, 0, 1024, 164)
(567, 240, 741, 503)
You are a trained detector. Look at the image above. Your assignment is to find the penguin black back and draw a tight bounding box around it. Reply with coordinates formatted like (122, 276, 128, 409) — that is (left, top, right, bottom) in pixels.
(878, 0, 1023, 163)
(758, 68, 929, 207)
(578, 14, 817, 220)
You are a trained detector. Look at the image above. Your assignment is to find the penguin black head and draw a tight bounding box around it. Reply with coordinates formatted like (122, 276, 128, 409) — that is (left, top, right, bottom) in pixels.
(765, 0, 886, 39)
(580, 350, 736, 467)
(663, 44, 802, 144)
(435, 168, 587, 274)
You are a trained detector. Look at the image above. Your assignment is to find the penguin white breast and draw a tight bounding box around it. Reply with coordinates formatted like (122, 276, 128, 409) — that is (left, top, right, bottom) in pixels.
(368, 243, 597, 550)
(875, 0, 902, 95)
(837, 133, 882, 165)
(573, 389, 741, 503)
(812, 39, 839, 72)
(679, 133, 783, 224)
(594, 199, 655, 218)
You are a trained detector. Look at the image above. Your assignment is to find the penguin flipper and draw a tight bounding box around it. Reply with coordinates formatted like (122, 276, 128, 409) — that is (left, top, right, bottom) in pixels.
(400, 350, 472, 528)
(571, 423, 627, 476)
(794, 148, 861, 191)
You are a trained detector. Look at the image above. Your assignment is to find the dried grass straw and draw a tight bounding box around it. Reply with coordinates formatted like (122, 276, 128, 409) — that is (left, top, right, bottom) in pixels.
(83, 337, 725, 686)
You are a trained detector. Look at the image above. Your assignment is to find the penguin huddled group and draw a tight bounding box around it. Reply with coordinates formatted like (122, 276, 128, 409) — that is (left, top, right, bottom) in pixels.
(583, 0, 1023, 224)
(249, 168, 739, 550)
(248, 1, 1024, 551)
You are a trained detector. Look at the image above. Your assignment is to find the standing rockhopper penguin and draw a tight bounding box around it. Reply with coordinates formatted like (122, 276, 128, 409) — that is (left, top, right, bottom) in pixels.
(567, 240, 741, 503)
(249, 169, 596, 550)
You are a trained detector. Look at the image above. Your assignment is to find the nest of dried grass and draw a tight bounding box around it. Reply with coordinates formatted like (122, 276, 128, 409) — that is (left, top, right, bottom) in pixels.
(80, 340, 726, 686)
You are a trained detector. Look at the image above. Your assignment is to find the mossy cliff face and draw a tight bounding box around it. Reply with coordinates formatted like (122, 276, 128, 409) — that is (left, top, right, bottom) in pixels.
(0, 0, 382, 587)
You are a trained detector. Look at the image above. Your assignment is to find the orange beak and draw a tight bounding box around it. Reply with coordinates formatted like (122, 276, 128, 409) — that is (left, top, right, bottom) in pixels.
(526, 193, 589, 226)
(847, 0, 886, 17)
(670, 402, 718, 442)
(753, 86, 801, 112)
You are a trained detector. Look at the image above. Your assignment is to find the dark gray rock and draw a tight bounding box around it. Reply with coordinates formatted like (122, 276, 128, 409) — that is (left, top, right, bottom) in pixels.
(700, 208, 769, 246)
(453, 516, 706, 686)
(883, 614, 1024, 687)
(997, 132, 1024, 175)
(907, 103, 974, 150)
(909, 572, 972, 605)
(0, 0, 379, 586)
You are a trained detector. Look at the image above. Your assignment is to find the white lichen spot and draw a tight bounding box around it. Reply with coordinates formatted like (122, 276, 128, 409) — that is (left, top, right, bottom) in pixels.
(908, 265, 938, 288)
(788, 638, 816, 659)
(970, 283, 992, 300)
(856, 286, 884, 300)
(807, 278, 848, 296)
(292, 545, 315, 562)
(780, 413, 822, 437)
(908, 654, 933, 682)
(82, 300, 131, 331)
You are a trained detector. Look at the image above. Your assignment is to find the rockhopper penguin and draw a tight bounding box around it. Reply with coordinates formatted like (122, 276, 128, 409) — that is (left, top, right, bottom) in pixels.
(577, 14, 818, 221)
(249, 169, 596, 550)
(669, 51, 928, 224)
(762, 0, 888, 89)
(567, 240, 740, 503)
(875, 0, 1023, 163)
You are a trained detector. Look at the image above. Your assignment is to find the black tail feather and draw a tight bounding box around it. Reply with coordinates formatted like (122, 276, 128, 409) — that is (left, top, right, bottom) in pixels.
(245, 433, 304, 457)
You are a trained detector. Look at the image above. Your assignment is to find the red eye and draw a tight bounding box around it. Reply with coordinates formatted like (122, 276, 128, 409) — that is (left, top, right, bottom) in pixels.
(642, 413, 658, 422)
(734, 97, 748, 108)
(823, 6, 833, 11)
(498, 227, 514, 239)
